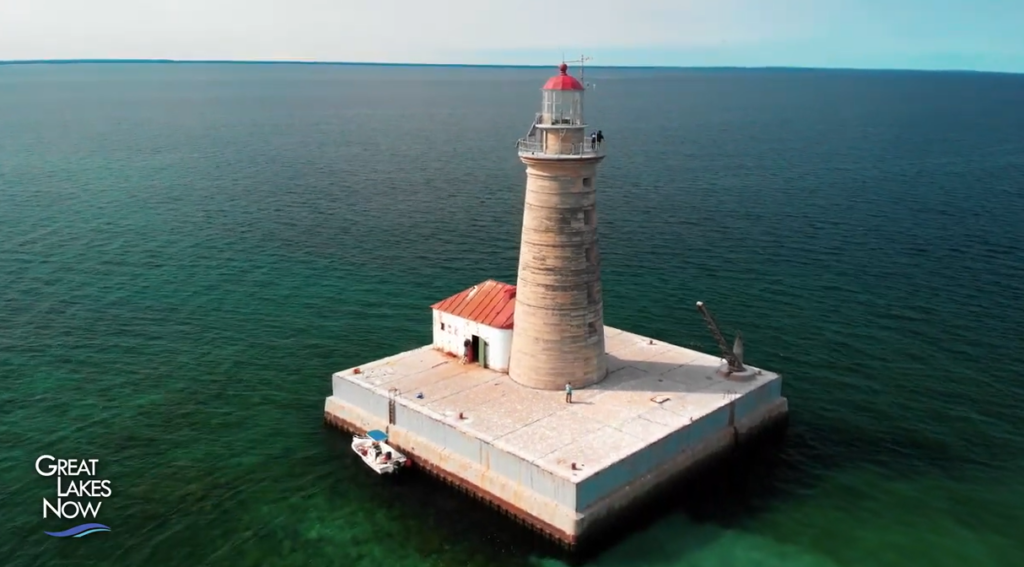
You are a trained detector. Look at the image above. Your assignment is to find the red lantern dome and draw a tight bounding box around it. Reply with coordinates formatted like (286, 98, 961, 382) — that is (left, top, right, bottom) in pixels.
(542, 63, 585, 91)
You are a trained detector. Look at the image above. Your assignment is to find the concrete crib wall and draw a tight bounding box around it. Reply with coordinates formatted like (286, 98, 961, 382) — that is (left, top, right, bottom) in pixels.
(393, 402, 576, 510)
(333, 376, 389, 420)
(732, 378, 783, 424)
(575, 404, 732, 511)
(394, 402, 483, 463)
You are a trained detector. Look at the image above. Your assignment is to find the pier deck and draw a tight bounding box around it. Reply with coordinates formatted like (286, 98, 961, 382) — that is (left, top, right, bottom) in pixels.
(325, 326, 787, 547)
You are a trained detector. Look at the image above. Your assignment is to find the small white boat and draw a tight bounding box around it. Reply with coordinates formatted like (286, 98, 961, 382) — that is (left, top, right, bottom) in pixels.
(351, 429, 409, 474)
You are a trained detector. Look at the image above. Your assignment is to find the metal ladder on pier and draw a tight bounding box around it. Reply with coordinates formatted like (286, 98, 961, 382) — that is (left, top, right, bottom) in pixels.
(387, 388, 400, 428)
(695, 301, 746, 373)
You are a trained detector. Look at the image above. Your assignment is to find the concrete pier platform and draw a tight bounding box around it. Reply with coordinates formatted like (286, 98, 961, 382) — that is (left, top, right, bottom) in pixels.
(324, 326, 788, 548)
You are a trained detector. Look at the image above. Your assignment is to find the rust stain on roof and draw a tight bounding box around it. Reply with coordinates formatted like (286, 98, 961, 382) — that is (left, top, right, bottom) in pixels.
(431, 280, 516, 330)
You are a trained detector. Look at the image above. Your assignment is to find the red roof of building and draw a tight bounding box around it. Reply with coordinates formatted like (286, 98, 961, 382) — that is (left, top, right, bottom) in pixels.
(430, 280, 516, 330)
(542, 63, 585, 91)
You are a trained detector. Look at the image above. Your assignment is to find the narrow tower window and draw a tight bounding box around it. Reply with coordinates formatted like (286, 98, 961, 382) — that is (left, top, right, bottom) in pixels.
(584, 209, 595, 226)
(585, 244, 597, 265)
(582, 177, 592, 188)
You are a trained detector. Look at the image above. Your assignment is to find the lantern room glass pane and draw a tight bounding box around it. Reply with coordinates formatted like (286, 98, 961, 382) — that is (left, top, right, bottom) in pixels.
(542, 90, 583, 126)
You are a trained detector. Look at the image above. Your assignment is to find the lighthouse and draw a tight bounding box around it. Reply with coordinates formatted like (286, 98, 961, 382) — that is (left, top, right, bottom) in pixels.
(327, 57, 789, 553)
(509, 63, 607, 390)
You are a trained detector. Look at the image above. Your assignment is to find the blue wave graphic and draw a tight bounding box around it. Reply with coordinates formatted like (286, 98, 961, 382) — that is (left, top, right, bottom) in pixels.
(45, 523, 111, 538)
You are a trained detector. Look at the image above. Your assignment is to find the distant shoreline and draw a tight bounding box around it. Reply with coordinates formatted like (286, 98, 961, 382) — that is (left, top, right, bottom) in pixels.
(0, 59, 1014, 75)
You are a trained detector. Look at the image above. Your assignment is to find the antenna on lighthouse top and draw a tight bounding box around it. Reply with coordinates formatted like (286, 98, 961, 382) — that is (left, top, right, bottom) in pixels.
(565, 54, 593, 89)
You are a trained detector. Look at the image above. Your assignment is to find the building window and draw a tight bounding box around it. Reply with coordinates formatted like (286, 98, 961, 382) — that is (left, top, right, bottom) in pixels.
(440, 323, 445, 331)
(584, 209, 595, 226)
(585, 244, 597, 265)
(582, 177, 592, 188)
(588, 322, 598, 336)
(587, 283, 597, 303)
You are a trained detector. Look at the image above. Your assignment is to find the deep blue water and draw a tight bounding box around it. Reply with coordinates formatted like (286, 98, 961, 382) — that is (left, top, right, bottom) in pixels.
(1, 63, 1023, 567)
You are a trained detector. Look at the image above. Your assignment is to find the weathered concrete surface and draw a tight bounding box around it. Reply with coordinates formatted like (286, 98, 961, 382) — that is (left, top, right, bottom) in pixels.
(324, 326, 789, 548)
(509, 156, 608, 390)
(572, 397, 789, 539)
(324, 397, 580, 541)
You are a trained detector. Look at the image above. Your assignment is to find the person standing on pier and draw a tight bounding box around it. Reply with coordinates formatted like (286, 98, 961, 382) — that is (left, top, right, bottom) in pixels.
(565, 382, 573, 403)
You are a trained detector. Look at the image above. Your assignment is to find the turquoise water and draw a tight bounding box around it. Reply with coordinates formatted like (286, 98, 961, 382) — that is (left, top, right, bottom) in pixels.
(1, 63, 1023, 566)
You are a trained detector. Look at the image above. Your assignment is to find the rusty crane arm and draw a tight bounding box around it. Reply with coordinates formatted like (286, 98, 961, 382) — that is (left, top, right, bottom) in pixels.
(695, 301, 746, 374)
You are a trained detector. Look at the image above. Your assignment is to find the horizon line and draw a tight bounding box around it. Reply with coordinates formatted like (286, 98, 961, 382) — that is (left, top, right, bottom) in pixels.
(0, 58, 1018, 76)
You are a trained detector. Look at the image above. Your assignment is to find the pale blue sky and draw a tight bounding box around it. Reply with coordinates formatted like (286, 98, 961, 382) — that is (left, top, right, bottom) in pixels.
(1, 0, 1021, 72)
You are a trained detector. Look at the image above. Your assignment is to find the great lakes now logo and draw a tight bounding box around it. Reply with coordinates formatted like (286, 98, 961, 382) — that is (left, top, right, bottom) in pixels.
(36, 455, 112, 538)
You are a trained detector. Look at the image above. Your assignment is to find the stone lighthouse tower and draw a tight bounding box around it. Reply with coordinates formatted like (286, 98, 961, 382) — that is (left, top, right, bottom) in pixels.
(509, 62, 607, 390)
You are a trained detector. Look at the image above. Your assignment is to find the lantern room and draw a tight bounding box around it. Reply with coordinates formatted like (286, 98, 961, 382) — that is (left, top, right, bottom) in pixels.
(541, 63, 586, 126)
(517, 62, 602, 159)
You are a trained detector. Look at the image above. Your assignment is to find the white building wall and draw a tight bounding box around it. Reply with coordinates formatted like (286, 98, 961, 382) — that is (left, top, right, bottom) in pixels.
(432, 310, 513, 372)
